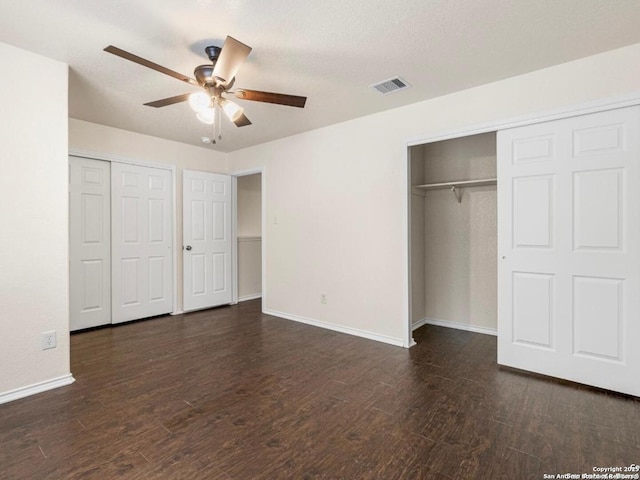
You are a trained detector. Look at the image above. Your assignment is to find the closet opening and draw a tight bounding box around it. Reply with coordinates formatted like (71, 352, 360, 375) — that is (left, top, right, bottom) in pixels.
(408, 132, 498, 344)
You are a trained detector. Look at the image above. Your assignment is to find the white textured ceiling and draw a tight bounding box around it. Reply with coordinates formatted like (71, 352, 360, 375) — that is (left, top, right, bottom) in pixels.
(1, 0, 640, 152)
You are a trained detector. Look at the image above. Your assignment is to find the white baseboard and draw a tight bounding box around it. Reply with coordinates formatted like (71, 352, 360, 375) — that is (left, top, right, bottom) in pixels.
(0, 374, 75, 405)
(411, 317, 430, 330)
(412, 317, 497, 336)
(238, 294, 262, 302)
(263, 309, 405, 347)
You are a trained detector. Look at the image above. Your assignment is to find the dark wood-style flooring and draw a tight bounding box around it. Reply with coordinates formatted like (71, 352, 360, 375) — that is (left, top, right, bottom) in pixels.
(1, 300, 639, 479)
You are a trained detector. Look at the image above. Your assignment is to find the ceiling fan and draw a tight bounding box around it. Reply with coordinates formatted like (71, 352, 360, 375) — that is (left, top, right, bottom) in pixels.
(104, 36, 306, 141)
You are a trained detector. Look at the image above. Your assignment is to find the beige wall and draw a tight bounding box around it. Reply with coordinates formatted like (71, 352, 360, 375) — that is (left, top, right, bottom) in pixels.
(237, 173, 262, 237)
(0, 43, 71, 399)
(230, 122, 409, 344)
(229, 42, 640, 345)
(238, 238, 262, 300)
(420, 133, 497, 331)
(68, 119, 227, 312)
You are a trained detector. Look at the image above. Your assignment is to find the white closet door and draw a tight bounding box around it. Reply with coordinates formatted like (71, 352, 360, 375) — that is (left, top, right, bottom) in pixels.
(69, 157, 111, 331)
(183, 170, 232, 311)
(497, 105, 640, 396)
(111, 163, 173, 323)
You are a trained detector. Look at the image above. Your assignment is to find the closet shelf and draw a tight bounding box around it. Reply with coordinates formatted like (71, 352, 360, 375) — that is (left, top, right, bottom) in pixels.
(413, 178, 497, 203)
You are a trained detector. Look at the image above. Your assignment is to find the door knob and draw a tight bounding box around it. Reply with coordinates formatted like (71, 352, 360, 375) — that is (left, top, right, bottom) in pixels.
(185, 245, 192, 251)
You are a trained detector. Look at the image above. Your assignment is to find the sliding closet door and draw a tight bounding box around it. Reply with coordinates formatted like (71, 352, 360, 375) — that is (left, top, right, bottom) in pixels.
(497, 105, 640, 396)
(69, 157, 111, 331)
(111, 163, 173, 323)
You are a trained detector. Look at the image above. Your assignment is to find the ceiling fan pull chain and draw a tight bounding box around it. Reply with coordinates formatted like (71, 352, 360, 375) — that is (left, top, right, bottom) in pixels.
(211, 102, 218, 143)
(217, 101, 223, 140)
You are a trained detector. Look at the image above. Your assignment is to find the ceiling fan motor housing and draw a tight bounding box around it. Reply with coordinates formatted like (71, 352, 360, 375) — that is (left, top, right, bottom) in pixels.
(194, 64, 215, 86)
(205, 45, 221, 62)
(195, 46, 224, 87)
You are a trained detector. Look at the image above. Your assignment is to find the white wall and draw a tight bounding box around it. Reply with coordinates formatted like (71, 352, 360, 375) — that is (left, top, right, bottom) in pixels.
(68, 119, 227, 312)
(0, 42, 71, 401)
(421, 133, 497, 332)
(229, 42, 640, 346)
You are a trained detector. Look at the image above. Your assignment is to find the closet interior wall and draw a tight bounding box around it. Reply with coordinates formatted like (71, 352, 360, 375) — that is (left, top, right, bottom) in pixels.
(410, 132, 498, 334)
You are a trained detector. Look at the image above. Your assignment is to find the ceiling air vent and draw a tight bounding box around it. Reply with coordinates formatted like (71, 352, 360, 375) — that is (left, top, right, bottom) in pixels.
(370, 76, 412, 95)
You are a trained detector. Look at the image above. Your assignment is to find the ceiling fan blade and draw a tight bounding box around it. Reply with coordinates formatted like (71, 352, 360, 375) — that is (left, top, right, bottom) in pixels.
(144, 93, 192, 108)
(212, 36, 252, 86)
(104, 45, 198, 87)
(232, 113, 252, 127)
(233, 89, 307, 108)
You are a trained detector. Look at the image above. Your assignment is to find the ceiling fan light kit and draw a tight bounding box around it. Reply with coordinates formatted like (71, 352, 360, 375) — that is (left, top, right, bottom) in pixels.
(104, 36, 307, 143)
(196, 108, 216, 125)
(220, 98, 243, 122)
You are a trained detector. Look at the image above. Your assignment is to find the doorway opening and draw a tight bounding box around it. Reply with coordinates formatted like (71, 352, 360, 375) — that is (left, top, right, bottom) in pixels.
(234, 171, 264, 304)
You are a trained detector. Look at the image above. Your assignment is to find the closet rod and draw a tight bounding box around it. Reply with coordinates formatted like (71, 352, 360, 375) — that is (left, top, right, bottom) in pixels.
(413, 178, 497, 203)
(413, 178, 497, 190)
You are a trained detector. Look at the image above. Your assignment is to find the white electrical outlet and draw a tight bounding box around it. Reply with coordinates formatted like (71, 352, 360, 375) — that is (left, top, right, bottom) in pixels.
(320, 294, 327, 304)
(41, 331, 57, 350)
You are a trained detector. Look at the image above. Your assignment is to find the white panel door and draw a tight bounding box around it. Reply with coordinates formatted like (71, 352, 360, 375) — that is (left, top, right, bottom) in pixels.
(69, 157, 111, 330)
(183, 170, 232, 311)
(111, 163, 173, 323)
(497, 105, 640, 396)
